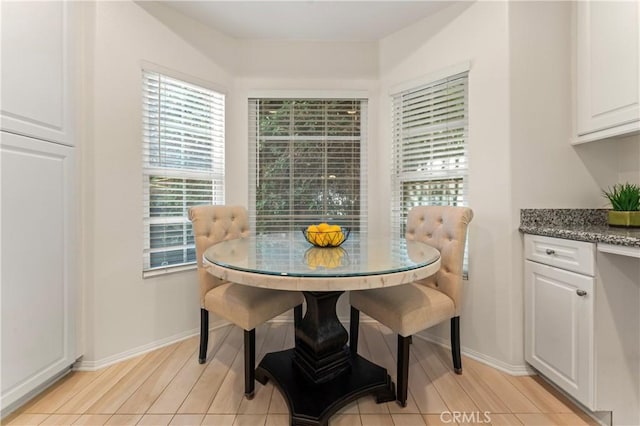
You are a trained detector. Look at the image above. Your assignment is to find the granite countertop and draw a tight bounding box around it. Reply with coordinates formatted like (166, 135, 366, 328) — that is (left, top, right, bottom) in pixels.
(519, 209, 640, 248)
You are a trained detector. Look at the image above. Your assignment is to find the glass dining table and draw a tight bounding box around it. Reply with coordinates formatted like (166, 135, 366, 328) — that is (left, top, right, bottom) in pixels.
(203, 231, 440, 426)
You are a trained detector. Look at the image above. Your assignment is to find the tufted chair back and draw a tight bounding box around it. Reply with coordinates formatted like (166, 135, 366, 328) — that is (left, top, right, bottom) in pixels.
(189, 205, 250, 306)
(405, 205, 473, 315)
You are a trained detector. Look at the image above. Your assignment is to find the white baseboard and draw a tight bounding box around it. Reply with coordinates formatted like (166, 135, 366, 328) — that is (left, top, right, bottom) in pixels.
(73, 319, 229, 371)
(73, 314, 530, 379)
(413, 332, 536, 376)
(341, 312, 533, 376)
(74, 311, 371, 371)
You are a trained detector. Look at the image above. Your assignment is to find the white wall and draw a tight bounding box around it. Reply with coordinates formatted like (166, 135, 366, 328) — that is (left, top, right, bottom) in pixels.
(510, 2, 606, 209)
(615, 135, 640, 185)
(79, 0, 638, 368)
(83, 1, 232, 364)
(378, 2, 521, 369)
(575, 133, 640, 190)
(136, 2, 239, 75)
(508, 1, 607, 370)
(82, 1, 381, 363)
(237, 40, 378, 79)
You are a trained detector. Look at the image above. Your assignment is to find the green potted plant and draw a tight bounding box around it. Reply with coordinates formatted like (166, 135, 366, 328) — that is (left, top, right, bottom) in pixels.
(602, 183, 640, 227)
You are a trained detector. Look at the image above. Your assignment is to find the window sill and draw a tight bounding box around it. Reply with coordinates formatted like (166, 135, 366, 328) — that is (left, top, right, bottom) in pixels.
(143, 263, 196, 278)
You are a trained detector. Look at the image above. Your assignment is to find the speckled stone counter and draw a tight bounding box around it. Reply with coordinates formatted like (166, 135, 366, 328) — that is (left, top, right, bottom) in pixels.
(519, 209, 640, 247)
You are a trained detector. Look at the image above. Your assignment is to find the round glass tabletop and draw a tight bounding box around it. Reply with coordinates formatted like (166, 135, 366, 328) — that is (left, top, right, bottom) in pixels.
(203, 232, 440, 291)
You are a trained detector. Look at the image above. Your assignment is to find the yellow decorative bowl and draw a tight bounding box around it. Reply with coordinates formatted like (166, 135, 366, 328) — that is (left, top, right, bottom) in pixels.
(302, 226, 350, 247)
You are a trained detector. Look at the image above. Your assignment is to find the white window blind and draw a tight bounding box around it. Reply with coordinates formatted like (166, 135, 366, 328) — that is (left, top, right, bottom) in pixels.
(248, 98, 367, 233)
(142, 70, 225, 274)
(391, 71, 469, 274)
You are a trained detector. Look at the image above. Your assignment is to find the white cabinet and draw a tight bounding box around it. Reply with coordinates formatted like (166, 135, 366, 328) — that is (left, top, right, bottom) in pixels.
(0, 1, 73, 146)
(525, 234, 640, 425)
(524, 235, 595, 407)
(0, 1, 77, 415)
(574, 1, 640, 144)
(1, 132, 76, 412)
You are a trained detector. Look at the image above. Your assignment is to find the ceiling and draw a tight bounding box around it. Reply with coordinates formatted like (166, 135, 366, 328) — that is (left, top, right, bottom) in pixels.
(161, 1, 454, 42)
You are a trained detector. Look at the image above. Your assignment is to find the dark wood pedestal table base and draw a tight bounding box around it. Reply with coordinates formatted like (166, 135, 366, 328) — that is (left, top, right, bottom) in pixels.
(256, 290, 395, 426)
(203, 233, 441, 426)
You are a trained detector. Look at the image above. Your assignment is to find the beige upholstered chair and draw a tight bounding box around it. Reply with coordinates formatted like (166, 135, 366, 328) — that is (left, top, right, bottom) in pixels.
(349, 205, 473, 406)
(189, 205, 304, 398)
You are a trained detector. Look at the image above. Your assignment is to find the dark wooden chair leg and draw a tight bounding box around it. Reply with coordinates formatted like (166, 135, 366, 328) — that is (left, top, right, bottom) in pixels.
(349, 306, 360, 357)
(451, 316, 462, 374)
(244, 329, 256, 399)
(397, 335, 411, 407)
(199, 309, 209, 364)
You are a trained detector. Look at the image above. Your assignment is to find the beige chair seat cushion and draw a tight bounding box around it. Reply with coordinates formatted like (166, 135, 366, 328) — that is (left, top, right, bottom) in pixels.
(350, 283, 455, 337)
(204, 283, 304, 331)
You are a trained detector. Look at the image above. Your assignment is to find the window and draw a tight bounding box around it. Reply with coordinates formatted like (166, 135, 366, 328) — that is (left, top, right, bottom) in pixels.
(391, 71, 469, 273)
(248, 98, 367, 233)
(142, 70, 225, 274)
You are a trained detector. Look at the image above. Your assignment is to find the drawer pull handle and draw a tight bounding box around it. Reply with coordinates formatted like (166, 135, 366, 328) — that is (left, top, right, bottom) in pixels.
(545, 249, 556, 255)
(576, 289, 587, 297)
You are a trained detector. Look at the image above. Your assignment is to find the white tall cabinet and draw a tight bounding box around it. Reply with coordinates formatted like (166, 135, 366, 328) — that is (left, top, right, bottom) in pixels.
(1, 1, 78, 414)
(574, 1, 640, 143)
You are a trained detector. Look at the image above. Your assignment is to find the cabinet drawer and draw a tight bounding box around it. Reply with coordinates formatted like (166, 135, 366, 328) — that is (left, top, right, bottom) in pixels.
(524, 234, 595, 276)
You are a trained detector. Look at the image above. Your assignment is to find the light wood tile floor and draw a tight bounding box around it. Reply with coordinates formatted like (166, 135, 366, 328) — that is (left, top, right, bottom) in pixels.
(3, 323, 598, 426)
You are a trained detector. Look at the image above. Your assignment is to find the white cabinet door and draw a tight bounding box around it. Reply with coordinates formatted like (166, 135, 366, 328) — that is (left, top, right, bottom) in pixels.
(576, 1, 640, 141)
(1, 132, 75, 411)
(0, 1, 73, 146)
(524, 260, 594, 408)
